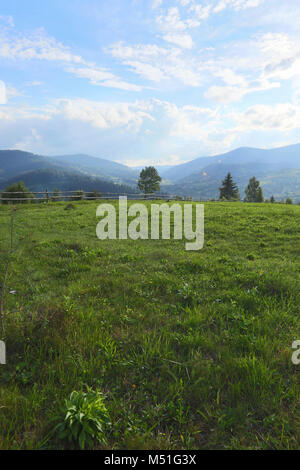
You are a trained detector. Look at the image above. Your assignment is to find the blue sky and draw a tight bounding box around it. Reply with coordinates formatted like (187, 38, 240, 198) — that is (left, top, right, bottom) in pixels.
(0, 0, 300, 166)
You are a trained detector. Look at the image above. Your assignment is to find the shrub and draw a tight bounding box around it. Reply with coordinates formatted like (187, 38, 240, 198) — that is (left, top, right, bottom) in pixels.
(1, 181, 35, 204)
(53, 389, 110, 449)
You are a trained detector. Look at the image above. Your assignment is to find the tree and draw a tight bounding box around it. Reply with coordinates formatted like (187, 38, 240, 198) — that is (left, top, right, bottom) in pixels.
(257, 186, 264, 203)
(1, 181, 35, 204)
(286, 197, 293, 205)
(138, 166, 162, 197)
(244, 177, 264, 202)
(270, 195, 275, 203)
(219, 173, 240, 201)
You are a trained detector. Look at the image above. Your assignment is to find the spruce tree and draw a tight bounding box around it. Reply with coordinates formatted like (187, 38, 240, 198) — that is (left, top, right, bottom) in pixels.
(219, 173, 240, 201)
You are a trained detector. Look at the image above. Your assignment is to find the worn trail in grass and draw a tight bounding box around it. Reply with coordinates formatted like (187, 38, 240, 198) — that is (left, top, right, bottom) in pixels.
(0, 200, 300, 449)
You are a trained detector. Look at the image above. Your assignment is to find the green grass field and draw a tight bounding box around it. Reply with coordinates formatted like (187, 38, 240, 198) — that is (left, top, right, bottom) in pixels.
(0, 200, 300, 450)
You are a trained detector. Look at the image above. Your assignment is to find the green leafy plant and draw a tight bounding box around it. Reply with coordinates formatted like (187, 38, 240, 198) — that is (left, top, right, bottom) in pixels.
(53, 389, 110, 449)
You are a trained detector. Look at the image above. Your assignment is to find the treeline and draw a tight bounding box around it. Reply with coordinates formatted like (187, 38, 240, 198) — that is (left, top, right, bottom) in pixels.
(0, 182, 132, 204)
(0, 168, 137, 197)
(219, 172, 296, 204)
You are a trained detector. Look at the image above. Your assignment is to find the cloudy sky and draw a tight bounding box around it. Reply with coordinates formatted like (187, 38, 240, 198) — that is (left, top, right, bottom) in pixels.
(0, 0, 300, 166)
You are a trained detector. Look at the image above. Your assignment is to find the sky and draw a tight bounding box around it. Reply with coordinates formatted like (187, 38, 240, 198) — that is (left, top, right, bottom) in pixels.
(0, 0, 300, 166)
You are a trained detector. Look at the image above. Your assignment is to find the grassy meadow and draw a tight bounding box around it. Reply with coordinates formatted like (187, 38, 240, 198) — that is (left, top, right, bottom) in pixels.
(0, 200, 300, 449)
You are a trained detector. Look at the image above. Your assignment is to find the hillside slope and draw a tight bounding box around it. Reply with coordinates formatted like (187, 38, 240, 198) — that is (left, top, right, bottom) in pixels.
(0, 150, 64, 183)
(49, 154, 139, 184)
(163, 144, 300, 201)
(162, 144, 300, 182)
(0, 168, 136, 194)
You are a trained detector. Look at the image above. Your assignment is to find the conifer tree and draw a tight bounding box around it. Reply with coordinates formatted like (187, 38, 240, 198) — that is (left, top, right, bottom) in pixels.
(219, 173, 240, 201)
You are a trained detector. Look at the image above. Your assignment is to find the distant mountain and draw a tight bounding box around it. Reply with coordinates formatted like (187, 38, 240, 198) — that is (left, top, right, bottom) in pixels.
(0, 150, 139, 187)
(161, 156, 217, 181)
(2, 144, 300, 201)
(0, 168, 136, 195)
(0, 150, 64, 183)
(162, 144, 300, 182)
(133, 165, 174, 174)
(49, 154, 139, 185)
(162, 144, 300, 201)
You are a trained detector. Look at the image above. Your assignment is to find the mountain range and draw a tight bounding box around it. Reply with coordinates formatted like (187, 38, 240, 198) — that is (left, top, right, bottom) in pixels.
(161, 144, 300, 201)
(1, 144, 300, 201)
(0, 150, 137, 195)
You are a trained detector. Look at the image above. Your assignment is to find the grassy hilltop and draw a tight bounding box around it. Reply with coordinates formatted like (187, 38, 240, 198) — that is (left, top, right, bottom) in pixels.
(0, 200, 300, 449)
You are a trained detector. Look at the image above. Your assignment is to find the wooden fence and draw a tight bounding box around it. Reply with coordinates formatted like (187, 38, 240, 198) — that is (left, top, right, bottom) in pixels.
(0, 189, 191, 203)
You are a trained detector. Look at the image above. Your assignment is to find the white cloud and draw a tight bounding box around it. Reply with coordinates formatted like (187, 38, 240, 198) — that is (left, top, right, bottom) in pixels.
(0, 97, 234, 159)
(206, 79, 280, 104)
(0, 28, 85, 64)
(233, 103, 300, 131)
(0, 25, 144, 92)
(107, 41, 201, 86)
(66, 66, 143, 91)
(1, 95, 299, 161)
(152, 0, 163, 9)
(189, 4, 211, 20)
(192, 0, 263, 16)
(156, 7, 187, 32)
(153, 99, 223, 143)
(162, 33, 194, 49)
(54, 98, 154, 131)
(155, 6, 199, 49)
(13, 128, 41, 151)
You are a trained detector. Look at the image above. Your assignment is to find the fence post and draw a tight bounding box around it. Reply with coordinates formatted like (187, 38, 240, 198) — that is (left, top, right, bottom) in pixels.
(46, 188, 49, 203)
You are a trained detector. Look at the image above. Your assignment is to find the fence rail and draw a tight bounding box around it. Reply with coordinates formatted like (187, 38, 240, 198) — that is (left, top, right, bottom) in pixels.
(0, 190, 192, 202)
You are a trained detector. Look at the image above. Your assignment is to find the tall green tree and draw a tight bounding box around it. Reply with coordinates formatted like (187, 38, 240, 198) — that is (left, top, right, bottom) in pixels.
(138, 166, 162, 197)
(245, 177, 264, 202)
(1, 181, 35, 204)
(270, 195, 275, 203)
(219, 173, 240, 201)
